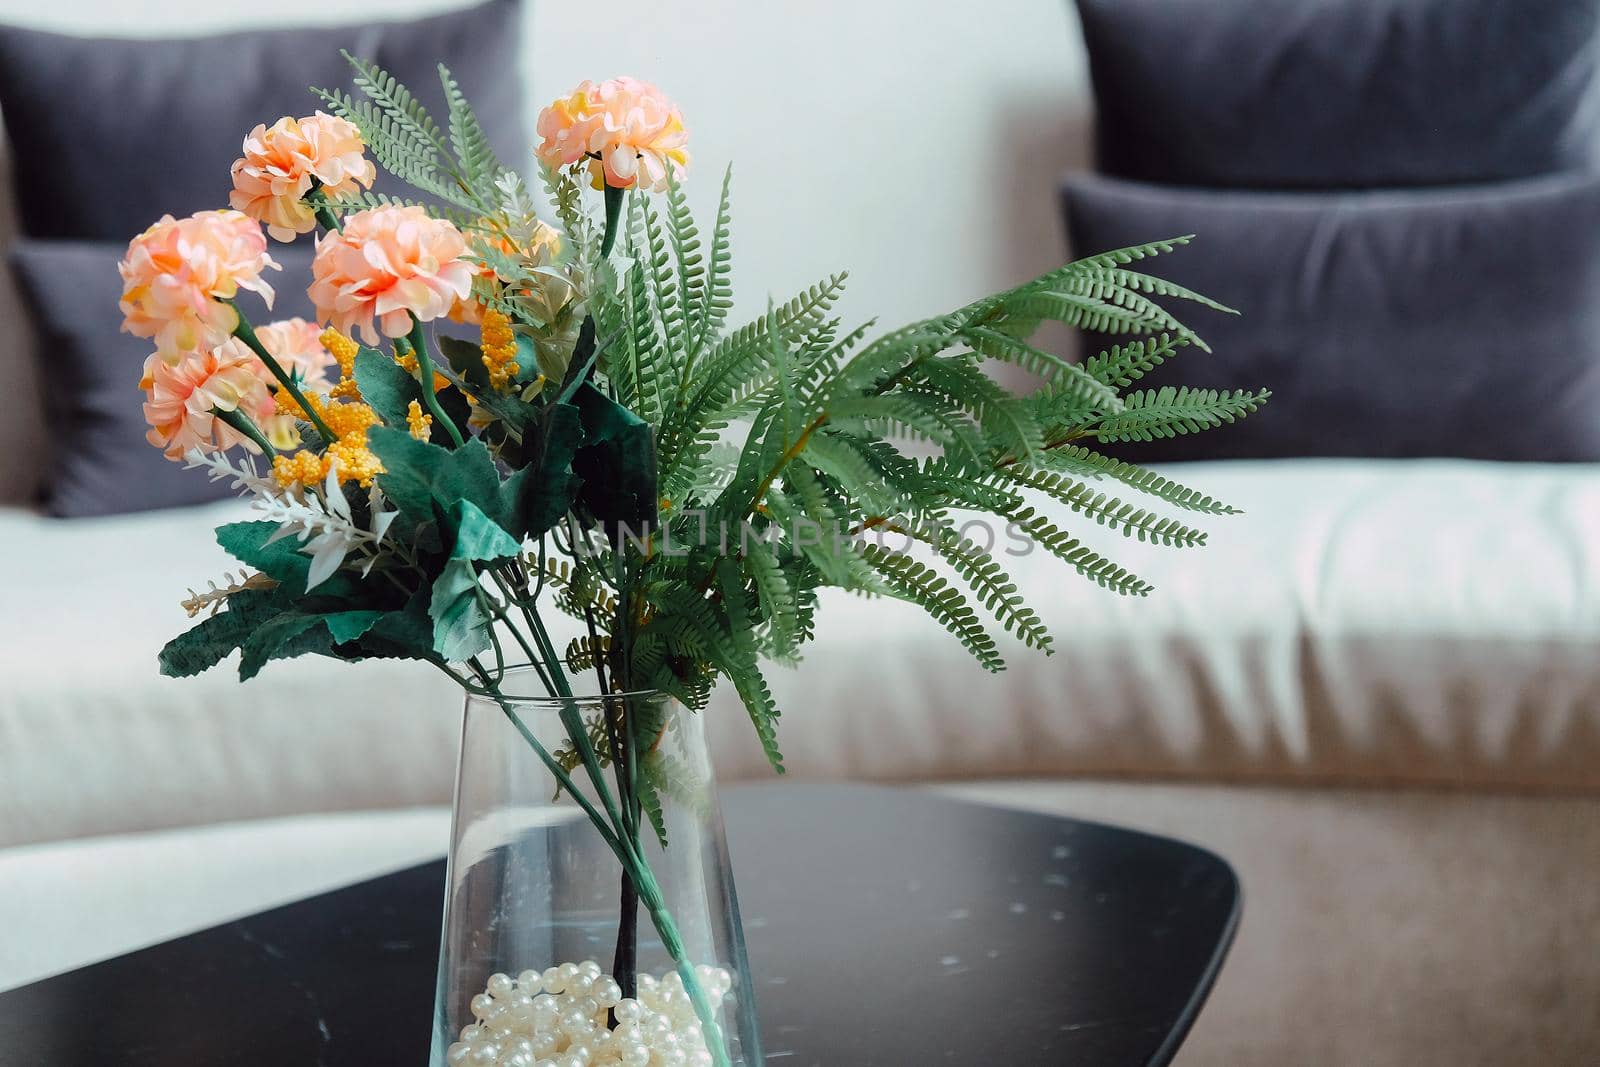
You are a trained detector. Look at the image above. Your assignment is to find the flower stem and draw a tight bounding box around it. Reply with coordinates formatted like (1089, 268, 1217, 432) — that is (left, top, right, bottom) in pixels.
(405, 318, 466, 448)
(213, 407, 276, 457)
(229, 304, 338, 445)
(306, 181, 342, 234)
(600, 183, 625, 259)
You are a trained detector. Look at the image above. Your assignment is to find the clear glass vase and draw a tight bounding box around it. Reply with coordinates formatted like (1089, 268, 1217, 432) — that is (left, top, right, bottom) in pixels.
(430, 675, 763, 1067)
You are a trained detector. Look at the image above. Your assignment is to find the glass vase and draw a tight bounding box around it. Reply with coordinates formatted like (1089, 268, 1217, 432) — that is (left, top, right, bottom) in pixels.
(430, 676, 763, 1067)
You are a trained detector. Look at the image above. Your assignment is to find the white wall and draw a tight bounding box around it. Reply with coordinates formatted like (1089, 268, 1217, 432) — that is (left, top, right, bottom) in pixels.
(0, 0, 1093, 499)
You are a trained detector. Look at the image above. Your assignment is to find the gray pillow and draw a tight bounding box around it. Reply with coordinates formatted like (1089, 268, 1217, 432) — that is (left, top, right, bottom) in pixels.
(1074, 0, 1600, 188)
(0, 0, 524, 240)
(1061, 171, 1600, 462)
(11, 240, 320, 517)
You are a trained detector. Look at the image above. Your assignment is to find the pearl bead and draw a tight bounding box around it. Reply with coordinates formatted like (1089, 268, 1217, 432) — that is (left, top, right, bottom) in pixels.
(457, 960, 738, 1067)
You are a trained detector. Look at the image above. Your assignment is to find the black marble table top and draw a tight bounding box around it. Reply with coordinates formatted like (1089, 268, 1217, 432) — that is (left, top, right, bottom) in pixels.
(0, 783, 1238, 1065)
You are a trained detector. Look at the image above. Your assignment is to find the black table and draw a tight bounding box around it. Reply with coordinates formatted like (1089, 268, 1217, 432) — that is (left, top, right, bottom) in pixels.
(0, 784, 1238, 1065)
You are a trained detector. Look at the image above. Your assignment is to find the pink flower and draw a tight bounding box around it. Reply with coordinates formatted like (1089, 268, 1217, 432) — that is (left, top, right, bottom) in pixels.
(536, 78, 690, 191)
(119, 210, 279, 358)
(253, 317, 337, 391)
(308, 206, 474, 344)
(229, 113, 377, 241)
(141, 339, 277, 459)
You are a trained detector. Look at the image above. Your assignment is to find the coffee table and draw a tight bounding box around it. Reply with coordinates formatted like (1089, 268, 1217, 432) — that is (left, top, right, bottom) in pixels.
(0, 784, 1238, 1065)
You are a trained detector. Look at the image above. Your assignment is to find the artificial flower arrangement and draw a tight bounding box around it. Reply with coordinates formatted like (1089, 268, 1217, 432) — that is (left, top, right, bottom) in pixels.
(122, 55, 1266, 1067)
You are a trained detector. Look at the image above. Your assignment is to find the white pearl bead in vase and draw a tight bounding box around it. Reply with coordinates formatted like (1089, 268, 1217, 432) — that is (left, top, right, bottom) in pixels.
(444, 961, 736, 1067)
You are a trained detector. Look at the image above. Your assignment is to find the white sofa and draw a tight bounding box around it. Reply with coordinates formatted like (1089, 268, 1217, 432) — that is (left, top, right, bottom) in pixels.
(5, 460, 1600, 1064)
(4, 3, 1600, 1064)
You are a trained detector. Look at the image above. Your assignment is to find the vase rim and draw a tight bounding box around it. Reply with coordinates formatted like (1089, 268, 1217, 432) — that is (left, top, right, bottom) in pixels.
(461, 662, 672, 705)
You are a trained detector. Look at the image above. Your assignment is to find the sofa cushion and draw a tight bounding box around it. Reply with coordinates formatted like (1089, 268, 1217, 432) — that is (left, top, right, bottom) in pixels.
(1074, 0, 1600, 188)
(1062, 171, 1600, 462)
(1, 459, 1597, 848)
(0, 0, 525, 240)
(11, 239, 320, 517)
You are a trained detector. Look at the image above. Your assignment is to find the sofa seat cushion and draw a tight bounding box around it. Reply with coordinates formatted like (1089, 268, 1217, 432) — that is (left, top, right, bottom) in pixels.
(0, 808, 450, 992)
(2, 459, 1598, 847)
(706, 458, 1600, 792)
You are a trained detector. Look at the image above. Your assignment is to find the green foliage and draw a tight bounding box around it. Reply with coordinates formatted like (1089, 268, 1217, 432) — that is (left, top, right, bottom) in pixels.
(168, 68, 1263, 785)
(1092, 386, 1272, 443)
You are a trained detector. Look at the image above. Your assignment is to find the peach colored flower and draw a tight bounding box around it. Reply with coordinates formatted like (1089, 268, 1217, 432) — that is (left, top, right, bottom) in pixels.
(141, 339, 277, 459)
(119, 210, 279, 359)
(253, 317, 337, 391)
(536, 77, 689, 191)
(229, 113, 377, 242)
(308, 205, 474, 344)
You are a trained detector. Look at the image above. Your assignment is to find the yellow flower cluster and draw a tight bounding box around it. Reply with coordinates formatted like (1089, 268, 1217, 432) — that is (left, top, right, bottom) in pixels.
(270, 373, 385, 490)
(320, 326, 358, 379)
(314, 326, 361, 399)
(272, 449, 326, 488)
(480, 308, 519, 391)
(406, 399, 433, 441)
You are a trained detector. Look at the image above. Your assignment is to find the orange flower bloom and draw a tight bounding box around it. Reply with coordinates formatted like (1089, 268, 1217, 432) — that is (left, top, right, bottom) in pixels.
(253, 317, 337, 391)
(141, 339, 277, 459)
(119, 211, 279, 359)
(536, 78, 689, 191)
(230, 113, 376, 241)
(308, 206, 474, 345)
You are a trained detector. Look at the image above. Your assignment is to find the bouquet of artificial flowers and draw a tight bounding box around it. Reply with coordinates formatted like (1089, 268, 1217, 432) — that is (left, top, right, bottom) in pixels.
(121, 56, 1264, 1066)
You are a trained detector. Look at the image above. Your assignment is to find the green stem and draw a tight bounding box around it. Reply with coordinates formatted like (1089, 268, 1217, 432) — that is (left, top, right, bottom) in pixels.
(406, 318, 466, 448)
(600, 183, 625, 259)
(305, 181, 342, 234)
(213, 407, 276, 457)
(452, 657, 627, 861)
(229, 305, 338, 444)
(638, 869, 733, 1067)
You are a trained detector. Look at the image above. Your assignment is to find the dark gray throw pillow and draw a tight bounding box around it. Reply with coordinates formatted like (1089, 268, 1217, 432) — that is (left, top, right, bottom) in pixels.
(0, 0, 524, 240)
(12, 240, 318, 517)
(1062, 171, 1600, 462)
(1075, 0, 1600, 188)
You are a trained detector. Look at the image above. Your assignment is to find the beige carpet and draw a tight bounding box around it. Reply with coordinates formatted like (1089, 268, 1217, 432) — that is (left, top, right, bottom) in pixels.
(934, 779, 1600, 1066)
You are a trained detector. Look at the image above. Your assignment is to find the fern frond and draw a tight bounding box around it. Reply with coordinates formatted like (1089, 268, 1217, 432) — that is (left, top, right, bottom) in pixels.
(1007, 509, 1153, 596)
(1093, 386, 1270, 443)
(909, 524, 1053, 652)
(1081, 332, 1193, 389)
(439, 63, 506, 210)
(858, 543, 1005, 671)
(1029, 445, 1241, 515)
(1001, 467, 1208, 547)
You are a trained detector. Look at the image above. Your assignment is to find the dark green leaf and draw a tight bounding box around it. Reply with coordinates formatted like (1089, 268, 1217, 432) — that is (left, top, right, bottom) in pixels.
(428, 557, 493, 662)
(500, 401, 582, 540)
(450, 499, 521, 561)
(322, 610, 385, 644)
(238, 612, 326, 681)
(370, 428, 508, 530)
(158, 586, 292, 678)
(571, 381, 659, 534)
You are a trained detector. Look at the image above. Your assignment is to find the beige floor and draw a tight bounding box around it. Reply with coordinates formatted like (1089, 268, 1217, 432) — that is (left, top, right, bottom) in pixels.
(935, 780, 1600, 1066)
